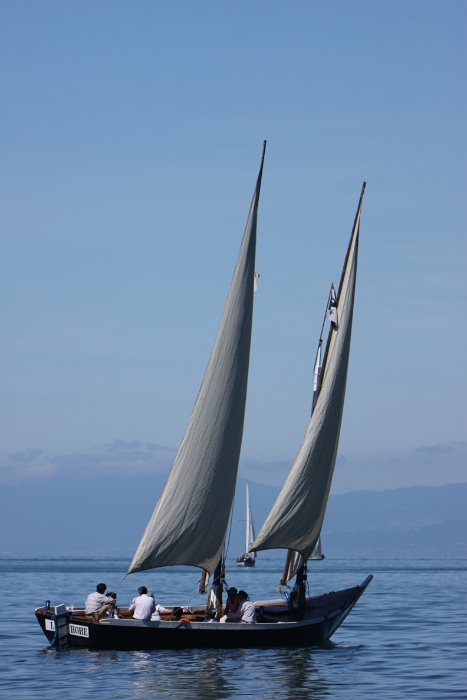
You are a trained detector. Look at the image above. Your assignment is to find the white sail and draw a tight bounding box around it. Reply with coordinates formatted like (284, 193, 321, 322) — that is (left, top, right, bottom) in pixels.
(128, 144, 266, 576)
(309, 536, 324, 560)
(250, 185, 365, 576)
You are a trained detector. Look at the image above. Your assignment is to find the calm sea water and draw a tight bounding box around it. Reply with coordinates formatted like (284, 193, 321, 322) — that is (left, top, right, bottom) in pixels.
(0, 557, 465, 699)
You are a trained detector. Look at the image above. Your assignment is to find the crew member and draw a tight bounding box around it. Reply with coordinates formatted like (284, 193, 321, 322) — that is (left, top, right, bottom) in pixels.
(224, 590, 256, 624)
(85, 583, 116, 620)
(224, 587, 239, 615)
(149, 594, 171, 621)
(129, 586, 155, 620)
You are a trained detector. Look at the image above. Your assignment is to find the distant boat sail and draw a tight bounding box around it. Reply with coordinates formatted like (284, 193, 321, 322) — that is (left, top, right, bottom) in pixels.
(236, 483, 257, 567)
(308, 536, 325, 561)
(35, 162, 372, 650)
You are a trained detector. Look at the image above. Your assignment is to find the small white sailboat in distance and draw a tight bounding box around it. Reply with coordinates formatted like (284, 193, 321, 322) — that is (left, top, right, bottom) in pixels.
(308, 536, 325, 560)
(236, 482, 256, 567)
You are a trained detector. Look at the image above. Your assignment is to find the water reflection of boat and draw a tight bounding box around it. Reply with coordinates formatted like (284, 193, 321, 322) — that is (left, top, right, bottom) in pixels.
(128, 646, 326, 700)
(36, 145, 372, 650)
(236, 483, 256, 567)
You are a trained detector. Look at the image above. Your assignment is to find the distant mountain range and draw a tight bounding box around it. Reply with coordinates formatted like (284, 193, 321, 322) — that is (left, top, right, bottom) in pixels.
(240, 480, 467, 559)
(0, 476, 465, 558)
(321, 484, 467, 557)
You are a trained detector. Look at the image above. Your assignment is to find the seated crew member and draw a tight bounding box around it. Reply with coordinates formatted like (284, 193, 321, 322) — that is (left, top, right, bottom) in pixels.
(85, 583, 116, 620)
(224, 587, 239, 615)
(129, 586, 155, 620)
(225, 590, 256, 624)
(106, 592, 119, 617)
(149, 595, 171, 621)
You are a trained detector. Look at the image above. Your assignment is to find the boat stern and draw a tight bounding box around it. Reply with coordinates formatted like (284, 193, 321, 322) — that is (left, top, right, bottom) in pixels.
(35, 603, 72, 647)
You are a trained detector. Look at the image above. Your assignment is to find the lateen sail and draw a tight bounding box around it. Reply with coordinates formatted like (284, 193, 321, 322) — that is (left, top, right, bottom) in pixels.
(128, 143, 266, 576)
(250, 184, 365, 578)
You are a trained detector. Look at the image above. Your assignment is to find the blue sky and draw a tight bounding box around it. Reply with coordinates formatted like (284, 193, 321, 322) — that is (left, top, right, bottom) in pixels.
(0, 1, 465, 489)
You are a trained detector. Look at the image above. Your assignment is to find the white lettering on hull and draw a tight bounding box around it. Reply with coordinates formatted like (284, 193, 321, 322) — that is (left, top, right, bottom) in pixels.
(45, 619, 55, 632)
(69, 624, 90, 638)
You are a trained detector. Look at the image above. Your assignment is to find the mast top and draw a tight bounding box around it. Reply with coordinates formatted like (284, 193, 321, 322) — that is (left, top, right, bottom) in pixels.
(257, 141, 267, 179)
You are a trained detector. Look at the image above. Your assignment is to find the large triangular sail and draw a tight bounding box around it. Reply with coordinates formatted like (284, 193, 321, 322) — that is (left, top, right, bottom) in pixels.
(128, 143, 267, 576)
(250, 184, 365, 578)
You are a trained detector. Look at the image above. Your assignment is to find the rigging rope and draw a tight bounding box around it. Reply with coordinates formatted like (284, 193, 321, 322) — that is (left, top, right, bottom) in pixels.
(223, 500, 235, 564)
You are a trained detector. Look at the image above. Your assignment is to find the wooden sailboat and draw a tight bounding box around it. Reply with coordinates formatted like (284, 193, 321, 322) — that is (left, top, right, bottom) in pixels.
(236, 482, 257, 567)
(36, 150, 372, 650)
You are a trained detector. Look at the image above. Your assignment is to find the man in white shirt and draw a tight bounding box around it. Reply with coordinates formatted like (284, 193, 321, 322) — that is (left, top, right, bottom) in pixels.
(225, 590, 257, 624)
(129, 586, 155, 620)
(85, 583, 116, 620)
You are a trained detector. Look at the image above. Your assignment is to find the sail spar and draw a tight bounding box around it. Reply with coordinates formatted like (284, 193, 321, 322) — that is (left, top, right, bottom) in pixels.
(128, 143, 266, 576)
(250, 184, 365, 577)
(246, 482, 256, 556)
